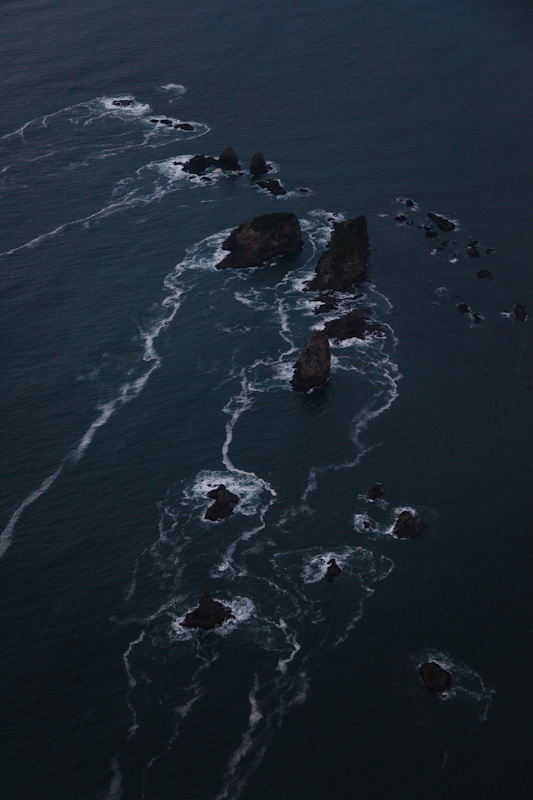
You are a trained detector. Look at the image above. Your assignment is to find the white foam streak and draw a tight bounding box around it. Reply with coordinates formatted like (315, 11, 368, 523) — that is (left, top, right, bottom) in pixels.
(105, 756, 123, 800)
(123, 630, 145, 737)
(0, 466, 63, 559)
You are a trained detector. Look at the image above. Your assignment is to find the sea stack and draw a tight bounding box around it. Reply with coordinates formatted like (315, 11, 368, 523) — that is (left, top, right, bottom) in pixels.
(216, 212, 302, 269)
(204, 484, 239, 521)
(324, 558, 342, 582)
(392, 510, 427, 539)
(217, 146, 240, 170)
(250, 152, 269, 175)
(307, 216, 369, 292)
(181, 586, 234, 630)
(291, 330, 331, 392)
(418, 661, 452, 693)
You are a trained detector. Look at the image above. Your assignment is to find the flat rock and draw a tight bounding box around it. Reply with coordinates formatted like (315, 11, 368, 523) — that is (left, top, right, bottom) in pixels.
(174, 122, 194, 131)
(182, 586, 234, 630)
(216, 212, 302, 270)
(257, 178, 286, 196)
(324, 308, 383, 341)
(324, 558, 342, 582)
(291, 330, 331, 392)
(419, 661, 452, 693)
(205, 484, 239, 521)
(392, 510, 427, 539)
(427, 212, 456, 232)
(307, 216, 369, 292)
(477, 269, 493, 279)
(366, 483, 383, 501)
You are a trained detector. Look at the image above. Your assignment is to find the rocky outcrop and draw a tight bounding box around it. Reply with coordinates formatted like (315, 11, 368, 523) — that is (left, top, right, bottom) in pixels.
(467, 240, 481, 258)
(324, 558, 342, 582)
(182, 154, 217, 174)
(313, 295, 340, 314)
(392, 510, 427, 539)
(427, 212, 456, 232)
(250, 152, 269, 175)
(257, 179, 286, 196)
(216, 213, 302, 270)
(112, 99, 134, 107)
(218, 147, 240, 171)
(182, 586, 234, 630)
(307, 216, 369, 292)
(366, 483, 383, 501)
(324, 308, 384, 341)
(291, 330, 331, 392)
(419, 661, 452, 693)
(204, 484, 239, 521)
(175, 122, 194, 131)
(182, 147, 240, 175)
(515, 304, 527, 321)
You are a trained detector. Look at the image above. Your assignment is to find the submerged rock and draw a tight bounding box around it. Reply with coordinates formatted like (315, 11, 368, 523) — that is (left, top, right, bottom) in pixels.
(182, 586, 234, 630)
(307, 216, 369, 292)
(514, 304, 527, 321)
(257, 178, 286, 196)
(366, 483, 383, 501)
(216, 212, 302, 270)
(112, 99, 134, 107)
(204, 484, 239, 521)
(217, 146, 240, 170)
(392, 510, 427, 539)
(477, 269, 493, 279)
(324, 558, 342, 582)
(250, 152, 269, 175)
(426, 212, 456, 232)
(419, 661, 452, 693)
(323, 308, 384, 341)
(291, 330, 331, 392)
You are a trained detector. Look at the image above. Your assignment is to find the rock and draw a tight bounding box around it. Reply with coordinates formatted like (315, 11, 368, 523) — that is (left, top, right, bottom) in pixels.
(457, 303, 470, 314)
(218, 146, 240, 170)
(112, 99, 134, 107)
(250, 152, 269, 175)
(182, 586, 234, 630)
(472, 312, 482, 324)
(426, 212, 456, 232)
(150, 118, 159, 123)
(405, 199, 415, 207)
(216, 212, 302, 270)
(298, 187, 311, 193)
(392, 510, 427, 539)
(182, 154, 217, 174)
(291, 330, 331, 392)
(514, 304, 527, 321)
(313, 295, 339, 314)
(324, 308, 384, 341)
(366, 483, 383, 501)
(419, 661, 452, 693)
(324, 558, 342, 582)
(477, 269, 493, 279)
(257, 178, 287, 196)
(160, 118, 173, 125)
(204, 484, 239, 521)
(175, 122, 195, 131)
(395, 214, 407, 222)
(307, 216, 369, 292)
(467, 241, 481, 258)
(486, 247, 495, 254)
(425, 229, 439, 239)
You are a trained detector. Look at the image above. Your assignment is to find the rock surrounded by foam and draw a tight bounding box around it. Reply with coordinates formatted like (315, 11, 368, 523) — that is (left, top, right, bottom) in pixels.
(419, 661, 452, 693)
(250, 152, 269, 175)
(323, 308, 383, 341)
(205, 484, 239, 521)
(366, 483, 383, 501)
(392, 510, 427, 539)
(182, 586, 234, 630)
(216, 213, 302, 270)
(257, 178, 286, 196)
(426, 212, 456, 232)
(324, 558, 342, 582)
(307, 216, 370, 292)
(291, 330, 331, 392)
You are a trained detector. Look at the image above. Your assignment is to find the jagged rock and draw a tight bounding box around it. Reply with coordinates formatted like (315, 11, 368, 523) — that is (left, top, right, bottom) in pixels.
(307, 216, 369, 292)
(467, 240, 481, 258)
(174, 122, 194, 131)
(204, 484, 239, 521)
(515, 304, 527, 321)
(250, 152, 269, 175)
(182, 154, 217, 174)
(182, 586, 234, 630)
(405, 199, 415, 207)
(419, 662, 452, 693)
(324, 558, 342, 582)
(324, 308, 383, 341)
(218, 146, 240, 170)
(257, 179, 286, 196)
(366, 483, 383, 501)
(457, 303, 470, 314)
(392, 510, 427, 539)
(477, 269, 493, 279)
(291, 330, 331, 392)
(313, 295, 339, 314)
(112, 99, 134, 107)
(216, 213, 302, 270)
(427, 212, 456, 232)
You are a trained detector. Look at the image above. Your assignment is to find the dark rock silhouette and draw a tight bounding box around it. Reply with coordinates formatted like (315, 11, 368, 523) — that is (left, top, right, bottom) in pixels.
(514, 304, 527, 321)
(218, 146, 240, 170)
(250, 152, 269, 175)
(324, 558, 342, 582)
(324, 308, 384, 341)
(395, 214, 407, 222)
(472, 312, 482, 324)
(313, 295, 340, 314)
(160, 118, 173, 125)
(182, 586, 234, 630)
(366, 483, 383, 501)
(477, 269, 493, 279)
(257, 178, 287, 196)
(307, 216, 369, 292)
(216, 213, 302, 270)
(457, 303, 470, 314)
(204, 484, 239, 521)
(174, 122, 194, 131)
(392, 510, 427, 539)
(425, 229, 439, 239)
(291, 330, 331, 392)
(182, 154, 217, 174)
(467, 240, 481, 258)
(419, 661, 452, 693)
(112, 99, 134, 107)
(426, 212, 456, 232)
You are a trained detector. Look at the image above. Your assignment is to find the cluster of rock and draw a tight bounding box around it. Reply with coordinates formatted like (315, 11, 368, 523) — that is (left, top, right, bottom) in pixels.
(150, 118, 195, 131)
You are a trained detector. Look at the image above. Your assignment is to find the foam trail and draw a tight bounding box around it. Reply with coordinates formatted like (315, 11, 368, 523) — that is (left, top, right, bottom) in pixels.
(105, 756, 123, 800)
(0, 466, 63, 559)
(123, 630, 146, 738)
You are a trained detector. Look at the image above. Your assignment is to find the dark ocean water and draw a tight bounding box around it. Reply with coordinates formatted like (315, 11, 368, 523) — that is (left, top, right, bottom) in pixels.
(1, 1, 532, 798)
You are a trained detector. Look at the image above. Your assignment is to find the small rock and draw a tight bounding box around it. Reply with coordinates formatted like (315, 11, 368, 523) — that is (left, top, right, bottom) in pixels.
(472, 312, 482, 324)
(324, 558, 342, 582)
(425, 230, 439, 239)
(486, 247, 495, 254)
(182, 154, 217, 174)
(514, 304, 527, 321)
(217, 212, 302, 270)
(477, 269, 493, 279)
(112, 99, 134, 107)
(366, 483, 383, 501)
(257, 178, 287, 196)
(160, 118, 173, 125)
(204, 484, 239, 521)
(150, 118, 159, 123)
(392, 510, 427, 539)
(182, 586, 234, 630)
(298, 187, 311, 193)
(467, 241, 481, 258)
(426, 212, 456, 232)
(457, 303, 470, 314)
(419, 661, 452, 693)
(395, 214, 407, 223)
(324, 308, 383, 341)
(175, 122, 195, 131)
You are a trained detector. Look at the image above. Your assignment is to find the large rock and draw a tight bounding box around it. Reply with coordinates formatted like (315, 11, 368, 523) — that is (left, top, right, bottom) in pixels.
(205, 484, 239, 521)
(291, 330, 331, 392)
(307, 216, 369, 292)
(324, 308, 384, 341)
(250, 152, 269, 175)
(426, 212, 456, 232)
(419, 661, 452, 693)
(182, 586, 234, 630)
(216, 212, 302, 270)
(217, 146, 240, 170)
(182, 154, 217, 174)
(324, 558, 342, 582)
(392, 510, 427, 539)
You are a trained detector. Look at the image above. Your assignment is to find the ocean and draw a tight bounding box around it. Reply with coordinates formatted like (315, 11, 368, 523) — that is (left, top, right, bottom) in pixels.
(1, 1, 532, 798)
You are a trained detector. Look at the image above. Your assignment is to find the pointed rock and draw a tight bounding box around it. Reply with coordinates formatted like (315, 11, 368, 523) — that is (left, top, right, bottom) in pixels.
(426, 212, 456, 232)
(366, 483, 383, 501)
(218, 146, 240, 170)
(250, 152, 269, 175)
(182, 586, 234, 630)
(324, 308, 383, 341)
(205, 484, 239, 521)
(291, 330, 331, 392)
(324, 558, 342, 582)
(307, 216, 369, 292)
